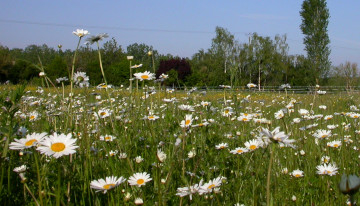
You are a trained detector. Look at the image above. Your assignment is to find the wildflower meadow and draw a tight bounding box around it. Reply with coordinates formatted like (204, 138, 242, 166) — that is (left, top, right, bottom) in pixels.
(1, 29, 360, 206)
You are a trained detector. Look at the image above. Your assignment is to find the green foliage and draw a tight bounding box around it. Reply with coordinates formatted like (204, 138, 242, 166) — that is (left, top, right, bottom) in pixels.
(46, 56, 69, 82)
(86, 60, 102, 85)
(165, 69, 179, 86)
(106, 58, 131, 86)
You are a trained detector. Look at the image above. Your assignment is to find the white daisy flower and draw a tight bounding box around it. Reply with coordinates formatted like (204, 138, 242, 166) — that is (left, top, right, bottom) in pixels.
(200, 176, 223, 194)
(316, 163, 338, 176)
(73, 71, 90, 88)
(222, 107, 234, 117)
(291, 169, 304, 178)
(133, 71, 155, 81)
(178, 104, 195, 112)
(9, 132, 47, 150)
(274, 110, 284, 119)
(321, 156, 331, 164)
(215, 143, 228, 150)
(201, 101, 211, 107)
(28, 111, 39, 122)
(145, 114, 160, 121)
(230, 147, 249, 155)
(180, 114, 193, 128)
(99, 134, 116, 142)
(298, 109, 309, 116)
(176, 180, 204, 200)
(327, 140, 342, 148)
(247, 83, 257, 88)
(244, 139, 261, 151)
(97, 109, 111, 118)
(37, 133, 78, 159)
(90, 176, 126, 194)
(260, 127, 296, 148)
(73, 29, 89, 38)
(128, 172, 152, 187)
(313, 129, 332, 139)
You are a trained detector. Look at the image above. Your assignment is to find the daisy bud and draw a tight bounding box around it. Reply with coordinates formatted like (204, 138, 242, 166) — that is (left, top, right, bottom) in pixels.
(124, 192, 131, 201)
(134, 197, 143, 205)
(39, 72, 46, 77)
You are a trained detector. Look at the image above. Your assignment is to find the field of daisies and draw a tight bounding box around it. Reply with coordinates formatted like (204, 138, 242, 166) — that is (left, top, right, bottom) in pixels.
(2, 83, 360, 206)
(2, 29, 360, 205)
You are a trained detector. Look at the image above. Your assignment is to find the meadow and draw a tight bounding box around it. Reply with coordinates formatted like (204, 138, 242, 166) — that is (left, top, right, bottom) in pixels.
(1, 82, 360, 206)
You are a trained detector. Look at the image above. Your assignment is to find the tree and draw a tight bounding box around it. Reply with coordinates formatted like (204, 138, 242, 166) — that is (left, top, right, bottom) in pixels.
(47, 56, 69, 82)
(126, 43, 159, 72)
(300, 0, 331, 83)
(333, 62, 359, 91)
(102, 37, 123, 66)
(209, 27, 240, 86)
(156, 58, 191, 86)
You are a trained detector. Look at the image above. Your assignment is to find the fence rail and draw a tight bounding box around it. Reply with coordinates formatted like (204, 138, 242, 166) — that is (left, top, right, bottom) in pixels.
(170, 86, 360, 94)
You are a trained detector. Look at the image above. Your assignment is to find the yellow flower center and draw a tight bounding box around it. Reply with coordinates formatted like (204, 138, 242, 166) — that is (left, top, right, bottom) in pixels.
(295, 174, 301, 177)
(137, 179, 144, 185)
(141, 75, 149, 79)
(237, 149, 243, 153)
(321, 135, 327, 138)
(101, 85, 107, 88)
(225, 110, 229, 114)
(25, 139, 37, 147)
(103, 184, 115, 190)
(243, 118, 248, 121)
(148, 116, 154, 119)
(334, 144, 339, 148)
(249, 145, 257, 150)
(208, 184, 215, 189)
(105, 136, 111, 141)
(198, 123, 204, 127)
(100, 112, 107, 116)
(30, 115, 35, 120)
(185, 120, 191, 125)
(51, 142, 66, 152)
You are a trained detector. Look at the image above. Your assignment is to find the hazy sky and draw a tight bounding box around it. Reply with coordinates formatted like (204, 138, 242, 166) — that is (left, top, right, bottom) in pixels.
(1, 1, 359, 66)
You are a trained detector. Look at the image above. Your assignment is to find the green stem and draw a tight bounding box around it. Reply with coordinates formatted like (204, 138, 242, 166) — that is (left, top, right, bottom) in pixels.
(70, 37, 82, 98)
(97, 41, 107, 86)
(266, 145, 275, 206)
(56, 163, 62, 206)
(24, 183, 40, 206)
(34, 152, 44, 206)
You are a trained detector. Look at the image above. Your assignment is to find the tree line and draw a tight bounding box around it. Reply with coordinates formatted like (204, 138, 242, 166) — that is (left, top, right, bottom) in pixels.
(0, 31, 357, 88)
(0, 0, 358, 88)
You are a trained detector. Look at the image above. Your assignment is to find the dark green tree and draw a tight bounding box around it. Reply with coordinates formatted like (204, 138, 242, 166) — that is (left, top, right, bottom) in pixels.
(300, 0, 331, 83)
(47, 56, 69, 81)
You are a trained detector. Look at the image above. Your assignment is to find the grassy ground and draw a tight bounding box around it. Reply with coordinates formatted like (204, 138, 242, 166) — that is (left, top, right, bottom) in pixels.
(1, 85, 359, 205)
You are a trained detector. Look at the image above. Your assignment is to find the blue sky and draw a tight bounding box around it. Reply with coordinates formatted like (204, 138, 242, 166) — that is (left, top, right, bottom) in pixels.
(1, 1, 359, 66)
